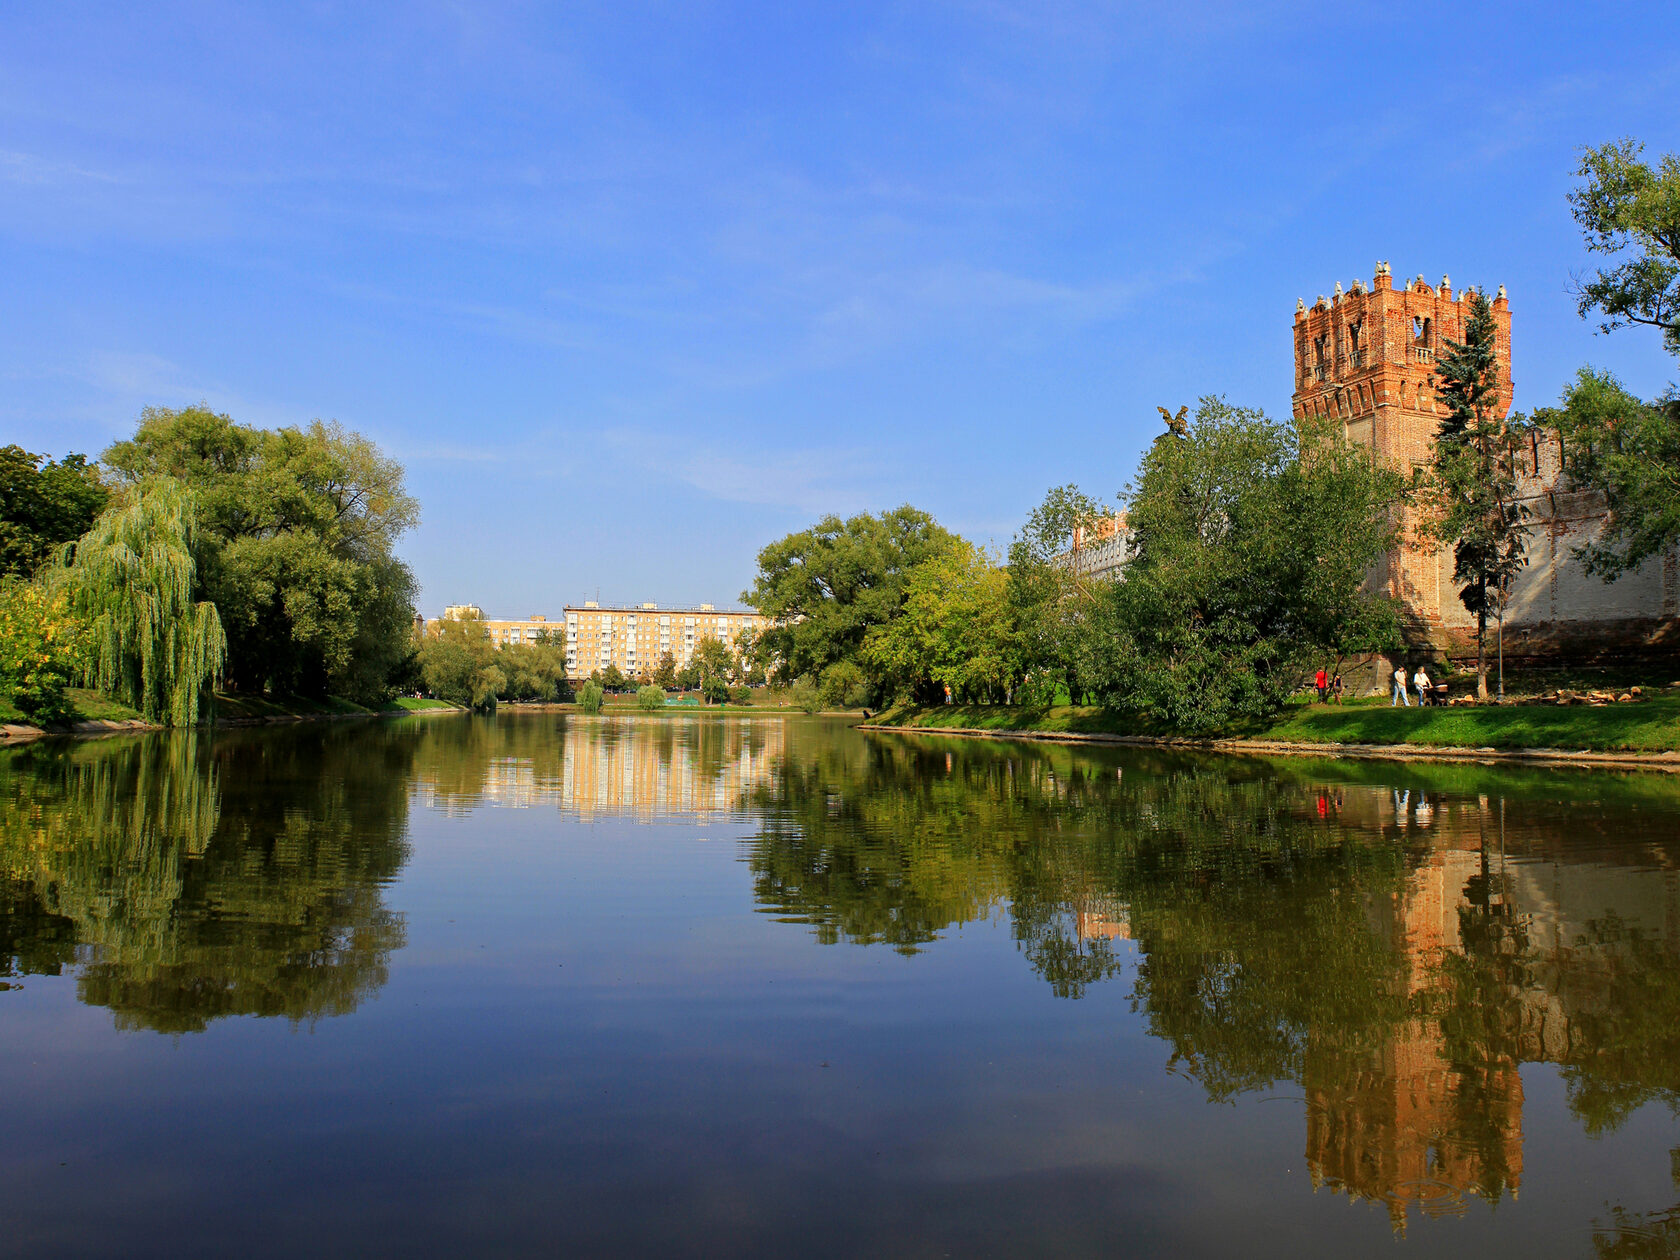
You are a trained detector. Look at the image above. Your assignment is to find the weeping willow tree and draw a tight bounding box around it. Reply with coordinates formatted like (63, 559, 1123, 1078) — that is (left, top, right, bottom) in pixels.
(50, 479, 226, 726)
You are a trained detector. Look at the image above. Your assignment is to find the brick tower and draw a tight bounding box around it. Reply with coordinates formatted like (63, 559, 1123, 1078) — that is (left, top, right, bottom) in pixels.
(1292, 263, 1512, 633)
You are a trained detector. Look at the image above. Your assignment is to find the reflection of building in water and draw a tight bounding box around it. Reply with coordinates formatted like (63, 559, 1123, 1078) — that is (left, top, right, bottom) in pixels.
(1074, 895, 1131, 942)
(1302, 789, 1680, 1233)
(1306, 848, 1525, 1231)
(414, 723, 783, 822)
(560, 724, 781, 820)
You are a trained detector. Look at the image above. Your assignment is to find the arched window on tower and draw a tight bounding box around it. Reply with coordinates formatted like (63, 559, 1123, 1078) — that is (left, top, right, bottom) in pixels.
(1411, 315, 1433, 362)
(1347, 319, 1364, 368)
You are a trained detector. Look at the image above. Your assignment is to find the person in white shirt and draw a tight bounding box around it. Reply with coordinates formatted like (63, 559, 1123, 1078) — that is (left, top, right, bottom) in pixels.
(1413, 666, 1431, 706)
(1392, 665, 1410, 707)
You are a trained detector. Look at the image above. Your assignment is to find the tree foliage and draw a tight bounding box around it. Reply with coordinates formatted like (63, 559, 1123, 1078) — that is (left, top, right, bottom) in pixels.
(577, 680, 605, 714)
(637, 684, 665, 710)
(1541, 368, 1680, 578)
(1007, 484, 1108, 706)
(0, 447, 109, 579)
(652, 650, 678, 690)
(102, 406, 418, 703)
(743, 506, 957, 686)
(417, 614, 502, 711)
(0, 580, 84, 724)
(691, 635, 736, 704)
(1420, 291, 1528, 699)
(49, 480, 226, 726)
(1571, 138, 1680, 356)
(497, 641, 570, 702)
(1080, 400, 1401, 733)
(866, 539, 1020, 703)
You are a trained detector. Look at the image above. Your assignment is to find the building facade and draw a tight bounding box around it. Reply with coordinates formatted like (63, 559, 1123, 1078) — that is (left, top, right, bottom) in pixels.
(1293, 262, 1678, 659)
(427, 601, 765, 678)
(563, 602, 763, 679)
(435, 605, 561, 648)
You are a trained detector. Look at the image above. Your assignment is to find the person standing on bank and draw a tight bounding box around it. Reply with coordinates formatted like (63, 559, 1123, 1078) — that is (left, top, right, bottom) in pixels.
(1392, 664, 1410, 707)
(1314, 666, 1328, 703)
(1330, 671, 1344, 705)
(1414, 665, 1432, 707)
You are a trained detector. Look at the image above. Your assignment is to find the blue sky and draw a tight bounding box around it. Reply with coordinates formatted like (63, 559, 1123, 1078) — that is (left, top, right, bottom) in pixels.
(5, 2, 1678, 616)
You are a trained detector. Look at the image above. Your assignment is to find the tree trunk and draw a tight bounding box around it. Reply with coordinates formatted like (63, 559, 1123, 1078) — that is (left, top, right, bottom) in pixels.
(1476, 607, 1489, 701)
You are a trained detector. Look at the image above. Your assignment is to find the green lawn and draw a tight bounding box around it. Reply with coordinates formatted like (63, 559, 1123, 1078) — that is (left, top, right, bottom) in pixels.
(878, 693, 1680, 754)
(211, 692, 373, 721)
(382, 696, 462, 712)
(0, 687, 148, 727)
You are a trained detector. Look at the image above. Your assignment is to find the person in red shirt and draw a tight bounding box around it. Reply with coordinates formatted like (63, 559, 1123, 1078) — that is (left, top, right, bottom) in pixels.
(1314, 666, 1328, 703)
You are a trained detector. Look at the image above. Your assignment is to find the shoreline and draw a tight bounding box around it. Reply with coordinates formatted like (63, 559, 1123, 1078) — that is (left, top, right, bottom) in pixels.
(855, 722, 1680, 772)
(1, 704, 467, 745)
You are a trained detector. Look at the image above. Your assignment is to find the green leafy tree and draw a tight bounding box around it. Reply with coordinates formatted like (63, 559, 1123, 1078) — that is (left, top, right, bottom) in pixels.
(1007, 484, 1106, 706)
(865, 540, 1021, 704)
(1421, 290, 1528, 700)
(0, 581, 85, 724)
(1082, 400, 1402, 733)
(597, 663, 628, 693)
(0, 447, 109, 578)
(1543, 140, 1680, 579)
(418, 614, 502, 711)
(1539, 369, 1680, 579)
(675, 658, 702, 691)
(49, 480, 226, 726)
(496, 640, 569, 701)
(637, 684, 665, 710)
(577, 680, 605, 714)
(1571, 139, 1680, 356)
(102, 406, 419, 703)
(744, 506, 957, 686)
(692, 635, 735, 704)
(818, 659, 870, 709)
(789, 676, 822, 713)
(652, 650, 678, 690)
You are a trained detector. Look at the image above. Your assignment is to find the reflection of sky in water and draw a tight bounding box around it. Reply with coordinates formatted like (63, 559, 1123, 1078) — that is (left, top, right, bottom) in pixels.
(2, 717, 1680, 1256)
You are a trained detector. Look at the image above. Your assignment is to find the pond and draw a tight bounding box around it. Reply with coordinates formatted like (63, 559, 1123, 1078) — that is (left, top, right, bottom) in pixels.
(3, 713, 1679, 1256)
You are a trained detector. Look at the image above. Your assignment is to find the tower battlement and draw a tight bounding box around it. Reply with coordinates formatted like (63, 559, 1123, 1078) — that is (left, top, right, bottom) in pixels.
(1291, 264, 1678, 660)
(1292, 262, 1512, 469)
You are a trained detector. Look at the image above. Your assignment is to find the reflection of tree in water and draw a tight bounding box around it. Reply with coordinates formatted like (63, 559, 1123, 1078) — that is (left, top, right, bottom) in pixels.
(744, 738, 1012, 953)
(0, 725, 415, 1032)
(748, 731, 1680, 1228)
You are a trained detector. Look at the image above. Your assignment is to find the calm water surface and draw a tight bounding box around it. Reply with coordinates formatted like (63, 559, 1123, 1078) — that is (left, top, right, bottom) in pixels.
(4, 713, 1680, 1257)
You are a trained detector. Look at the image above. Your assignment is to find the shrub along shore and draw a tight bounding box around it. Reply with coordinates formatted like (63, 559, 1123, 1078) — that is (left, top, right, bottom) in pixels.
(868, 693, 1680, 765)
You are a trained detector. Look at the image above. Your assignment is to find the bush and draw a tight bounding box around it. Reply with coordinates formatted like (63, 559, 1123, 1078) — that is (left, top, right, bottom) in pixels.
(701, 676, 728, 705)
(819, 660, 871, 709)
(789, 677, 822, 714)
(637, 685, 665, 711)
(728, 685, 752, 706)
(577, 681, 605, 714)
(0, 580, 83, 724)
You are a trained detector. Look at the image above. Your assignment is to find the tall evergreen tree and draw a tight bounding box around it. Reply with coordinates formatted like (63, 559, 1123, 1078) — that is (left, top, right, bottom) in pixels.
(51, 479, 226, 726)
(1424, 290, 1528, 701)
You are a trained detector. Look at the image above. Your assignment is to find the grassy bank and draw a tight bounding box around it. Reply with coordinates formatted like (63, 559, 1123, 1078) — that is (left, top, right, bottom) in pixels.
(2, 689, 462, 733)
(215, 693, 464, 720)
(0, 688, 148, 727)
(878, 693, 1680, 754)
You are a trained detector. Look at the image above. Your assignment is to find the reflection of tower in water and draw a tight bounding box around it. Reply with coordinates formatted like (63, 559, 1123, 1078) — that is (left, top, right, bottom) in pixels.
(1304, 843, 1524, 1233)
(1302, 786, 1680, 1233)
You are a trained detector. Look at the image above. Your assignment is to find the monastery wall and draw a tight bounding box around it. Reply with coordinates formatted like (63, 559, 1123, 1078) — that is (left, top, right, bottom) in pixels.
(1293, 263, 1679, 661)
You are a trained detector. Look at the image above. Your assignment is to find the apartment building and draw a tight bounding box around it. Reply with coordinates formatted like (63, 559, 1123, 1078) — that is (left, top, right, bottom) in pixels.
(564, 602, 763, 679)
(435, 605, 561, 648)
